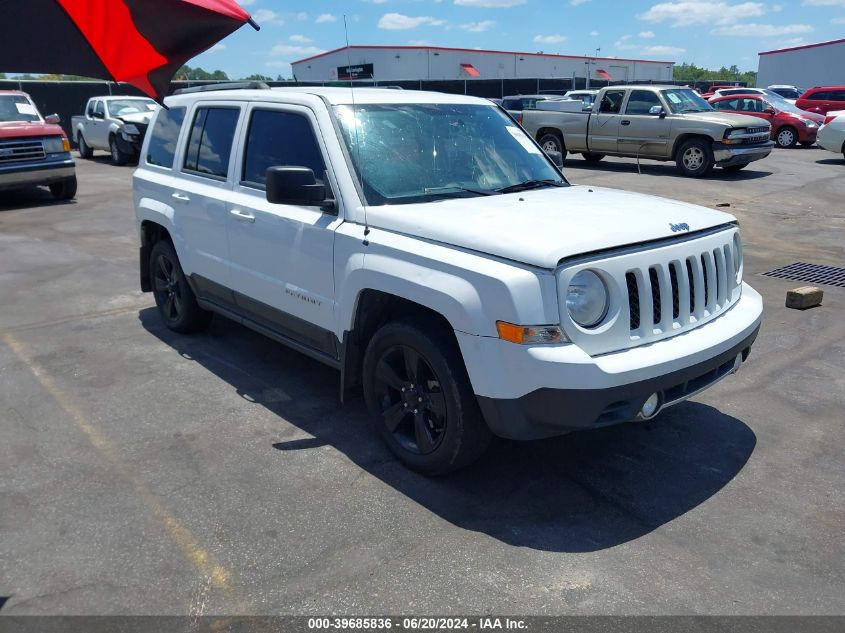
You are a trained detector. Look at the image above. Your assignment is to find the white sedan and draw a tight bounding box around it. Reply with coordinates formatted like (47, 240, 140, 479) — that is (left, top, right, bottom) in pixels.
(817, 111, 845, 160)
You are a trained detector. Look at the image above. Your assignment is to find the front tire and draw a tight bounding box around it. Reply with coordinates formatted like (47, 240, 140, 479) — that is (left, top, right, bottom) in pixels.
(363, 320, 491, 475)
(49, 175, 77, 200)
(109, 134, 130, 166)
(149, 240, 212, 334)
(538, 132, 566, 161)
(675, 138, 714, 178)
(775, 126, 798, 148)
(77, 134, 93, 159)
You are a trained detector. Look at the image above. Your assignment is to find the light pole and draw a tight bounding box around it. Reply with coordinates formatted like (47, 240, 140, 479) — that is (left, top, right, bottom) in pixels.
(586, 47, 600, 89)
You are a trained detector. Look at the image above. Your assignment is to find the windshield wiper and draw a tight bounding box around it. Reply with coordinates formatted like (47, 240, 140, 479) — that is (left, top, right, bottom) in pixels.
(423, 185, 496, 197)
(495, 179, 566, 194)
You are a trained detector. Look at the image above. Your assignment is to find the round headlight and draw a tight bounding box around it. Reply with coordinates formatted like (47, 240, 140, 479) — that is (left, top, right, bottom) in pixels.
(566, 270, 609, 328)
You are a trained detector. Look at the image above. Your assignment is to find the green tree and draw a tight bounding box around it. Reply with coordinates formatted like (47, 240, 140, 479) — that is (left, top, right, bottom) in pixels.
(673, 62, 757, 87)
(175, 65, 229, 81)
(244, 73, 273, 81)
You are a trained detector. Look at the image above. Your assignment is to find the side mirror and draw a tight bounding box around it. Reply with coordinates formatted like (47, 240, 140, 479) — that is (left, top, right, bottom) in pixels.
(44, 114, 61, 124)
(763, 107, 776, 115)
(545, 150, 564, 168)
(266, 166, 326, 205)
(92, 112, 103, 120)
(649, 105, 666, 118)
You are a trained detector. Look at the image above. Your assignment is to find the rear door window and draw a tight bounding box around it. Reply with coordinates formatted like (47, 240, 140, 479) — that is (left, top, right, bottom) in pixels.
(183, 106, 240, 179)
(146, 106, 186, 169)
(241, 109, 326, 188)
(599, 90, 625, 113)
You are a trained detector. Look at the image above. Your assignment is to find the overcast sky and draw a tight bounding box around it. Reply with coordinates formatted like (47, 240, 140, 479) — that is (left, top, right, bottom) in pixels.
(187, 0, 845, 78)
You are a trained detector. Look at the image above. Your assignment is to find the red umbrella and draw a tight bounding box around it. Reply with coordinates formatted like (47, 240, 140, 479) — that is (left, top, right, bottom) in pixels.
(1, 0, 259, 101)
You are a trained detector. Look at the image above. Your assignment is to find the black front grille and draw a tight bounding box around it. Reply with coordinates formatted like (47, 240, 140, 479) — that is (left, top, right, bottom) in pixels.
(626, 272, 640, 330)
(686, 258, 696, 313)
(669, 263, 680, 319)
(649, 267, 661, 325)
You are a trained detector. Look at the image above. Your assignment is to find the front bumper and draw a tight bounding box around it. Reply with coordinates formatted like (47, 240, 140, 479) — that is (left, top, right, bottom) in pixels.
(0, 158, 76, 191)
(458, 283, 763, 440)
(712, 141, 774, 166)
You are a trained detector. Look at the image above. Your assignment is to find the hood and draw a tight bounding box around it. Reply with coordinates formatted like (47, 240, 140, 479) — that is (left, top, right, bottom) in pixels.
(791, 110, 824, 125)
(119, 111, 153, 125)
(366, 185, 736, 269)
(681, 111, 770, 129)
(0, 121, 64, 139)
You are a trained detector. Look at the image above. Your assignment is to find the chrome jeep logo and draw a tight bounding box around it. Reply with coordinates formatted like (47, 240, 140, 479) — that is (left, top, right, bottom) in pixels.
(669, 222, 690, 233)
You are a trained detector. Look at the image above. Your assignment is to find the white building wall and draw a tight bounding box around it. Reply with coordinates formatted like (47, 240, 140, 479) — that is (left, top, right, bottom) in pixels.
(292, 47, 674, 83)
(757, 40, 845, 88)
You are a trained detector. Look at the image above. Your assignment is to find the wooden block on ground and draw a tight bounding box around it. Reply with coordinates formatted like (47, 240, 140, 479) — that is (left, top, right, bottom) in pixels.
(786, 286, 824, 310)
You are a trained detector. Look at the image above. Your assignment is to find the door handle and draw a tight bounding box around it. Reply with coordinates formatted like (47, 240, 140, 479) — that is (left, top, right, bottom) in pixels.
(230, 209, 255, 223)
(171, 192, 191, 203)
(621, 120, 631, 126)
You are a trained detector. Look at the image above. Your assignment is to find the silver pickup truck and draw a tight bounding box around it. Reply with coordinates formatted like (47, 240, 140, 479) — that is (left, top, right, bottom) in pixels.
(521, 85, 775, 177)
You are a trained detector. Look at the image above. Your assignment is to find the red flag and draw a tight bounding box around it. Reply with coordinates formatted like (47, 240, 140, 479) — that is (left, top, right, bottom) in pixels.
(596, 69, 612, 80)
(460, 63, 481, 78)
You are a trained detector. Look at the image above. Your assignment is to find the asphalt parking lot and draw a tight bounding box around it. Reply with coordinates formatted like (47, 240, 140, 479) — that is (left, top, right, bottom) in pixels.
(1, 148, 843, 616)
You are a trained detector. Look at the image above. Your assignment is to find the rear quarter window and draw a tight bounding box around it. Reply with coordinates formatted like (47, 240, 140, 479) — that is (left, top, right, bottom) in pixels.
(146, 106, 186, 169)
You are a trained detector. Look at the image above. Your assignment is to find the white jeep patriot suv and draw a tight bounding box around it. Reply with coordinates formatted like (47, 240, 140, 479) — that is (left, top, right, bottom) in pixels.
(134, 84, 763, 474)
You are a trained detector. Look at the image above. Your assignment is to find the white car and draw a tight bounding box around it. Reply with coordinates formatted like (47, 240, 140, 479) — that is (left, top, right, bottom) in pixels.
(817, 110, 845, 159)
(767, 85, 804, 102)
(713, 87, 799, 105)
(133, 85, 763, 474)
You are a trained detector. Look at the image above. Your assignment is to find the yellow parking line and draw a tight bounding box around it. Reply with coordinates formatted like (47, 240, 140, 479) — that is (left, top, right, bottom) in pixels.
(2, 333, 234, 596)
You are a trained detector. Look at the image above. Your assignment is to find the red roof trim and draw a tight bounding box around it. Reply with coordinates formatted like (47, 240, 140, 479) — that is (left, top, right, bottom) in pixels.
(759, 37, 845, 56)
(292, 45, 675, 66)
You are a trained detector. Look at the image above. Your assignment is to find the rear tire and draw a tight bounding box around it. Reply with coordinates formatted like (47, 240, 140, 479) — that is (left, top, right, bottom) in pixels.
(49, 175, 77, 200)
(582, 152, 606, 163)
(109, 134, 130, 166)
(363, 319, 491, 475)
(775, 126, 798, 148)
(77, 134, 93, 159)
(675, 138, 714, 178)
(538, 132, 566, 161)
(149, 240, 212, 334)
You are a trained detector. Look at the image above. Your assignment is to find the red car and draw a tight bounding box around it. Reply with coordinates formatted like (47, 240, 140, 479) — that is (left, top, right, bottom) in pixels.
(708, 94, 824, 148)
(795, 86, 845, 115)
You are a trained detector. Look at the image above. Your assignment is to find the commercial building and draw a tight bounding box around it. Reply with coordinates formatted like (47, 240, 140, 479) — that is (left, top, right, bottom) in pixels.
(291, 45, 675, 84)
(757, 38, 845, 88)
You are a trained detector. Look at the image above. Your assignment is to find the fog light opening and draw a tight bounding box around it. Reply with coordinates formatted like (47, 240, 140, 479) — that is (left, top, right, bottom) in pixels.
(638, 392, 662, 420)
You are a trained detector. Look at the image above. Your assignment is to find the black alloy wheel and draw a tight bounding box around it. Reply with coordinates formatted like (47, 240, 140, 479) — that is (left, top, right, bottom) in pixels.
(148, 240, 212, 333)
(373, 344, 447, 455)
(152, 250, 184, 324)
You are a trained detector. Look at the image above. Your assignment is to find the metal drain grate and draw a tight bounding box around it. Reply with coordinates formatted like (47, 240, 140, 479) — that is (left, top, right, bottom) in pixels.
(762, 262, 845, 288)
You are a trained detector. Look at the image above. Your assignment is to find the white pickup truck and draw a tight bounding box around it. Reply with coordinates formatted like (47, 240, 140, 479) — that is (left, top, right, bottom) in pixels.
(72, 96, 156, 165)
(134, 85, 763, 474)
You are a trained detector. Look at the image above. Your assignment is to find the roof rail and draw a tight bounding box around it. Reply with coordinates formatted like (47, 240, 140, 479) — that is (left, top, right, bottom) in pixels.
(172, 81, 270, 95)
